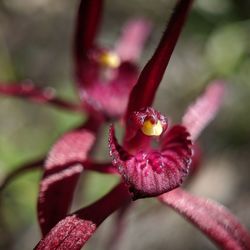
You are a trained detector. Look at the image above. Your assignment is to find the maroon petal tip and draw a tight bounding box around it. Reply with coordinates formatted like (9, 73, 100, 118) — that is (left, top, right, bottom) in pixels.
(35, 215, 96, 250)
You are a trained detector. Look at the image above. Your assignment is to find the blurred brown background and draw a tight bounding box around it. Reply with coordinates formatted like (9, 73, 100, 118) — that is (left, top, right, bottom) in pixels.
(0, 0, 250, 249)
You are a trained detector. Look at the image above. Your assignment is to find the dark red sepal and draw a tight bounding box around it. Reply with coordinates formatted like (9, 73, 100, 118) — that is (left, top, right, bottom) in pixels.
(126, 0, 193, 116)
(38, 164, 83, 236)
(159, 188, 250, 250)
(35, 183, 131, 250)
(35, 215, 96, 250)
(38, 129, 96, 236)
(109, 125, 192, 199)
(74, 0, 103, 68)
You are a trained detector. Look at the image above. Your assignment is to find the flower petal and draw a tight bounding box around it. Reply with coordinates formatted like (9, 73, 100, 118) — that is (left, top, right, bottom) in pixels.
(182, 80, 225, 141)
(35, 215, 96, 250)
(74, 0, 103, 67)
(0, 82, 82, 112)
(45, 129, 96, 171)
(109, 125, 192, 199)
(115, 18, 152, 62)
(159, 188, 250, 250)
(126, 0, 193, 116)
(38, 129, 96, 235)
(38, 164, 83, 236)
(35, 183, 131, 250)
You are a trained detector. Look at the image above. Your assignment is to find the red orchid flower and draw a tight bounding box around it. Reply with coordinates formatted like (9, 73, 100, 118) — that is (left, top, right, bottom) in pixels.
(1, 0, 250, 249)
(35, 1, 250, 250)
(74, 0, 151, 120)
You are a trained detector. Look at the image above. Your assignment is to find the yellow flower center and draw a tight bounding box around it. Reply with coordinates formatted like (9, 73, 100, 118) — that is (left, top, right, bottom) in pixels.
(141, 119, 163, 136)
(99, 51, 120, 68)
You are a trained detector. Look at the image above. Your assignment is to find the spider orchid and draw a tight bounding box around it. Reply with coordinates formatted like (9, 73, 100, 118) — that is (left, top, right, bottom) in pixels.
(0, 0, 249, 249)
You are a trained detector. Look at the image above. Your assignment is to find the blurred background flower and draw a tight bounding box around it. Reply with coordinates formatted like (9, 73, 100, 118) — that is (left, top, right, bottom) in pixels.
(0, 0, 250, 249)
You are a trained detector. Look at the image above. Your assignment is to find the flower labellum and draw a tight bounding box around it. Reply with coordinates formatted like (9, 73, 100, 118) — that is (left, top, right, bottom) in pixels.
(109, 107, 193, 199)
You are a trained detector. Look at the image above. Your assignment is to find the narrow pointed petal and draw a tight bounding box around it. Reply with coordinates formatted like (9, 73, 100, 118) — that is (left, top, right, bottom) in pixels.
(35, 183, 131, 250)
(0, 158, 44, 192)
(0, 83, 82, 112)
(38, 129, 96, 235)
(159, 188, 250, 250)
(126, 0, 193, 115)
(38, 164, 83, 236)
(115, 19, 152, 62)
(109, 125, 192, 199)
(182, 81, 225, 141)
(74, 0, 103, 70)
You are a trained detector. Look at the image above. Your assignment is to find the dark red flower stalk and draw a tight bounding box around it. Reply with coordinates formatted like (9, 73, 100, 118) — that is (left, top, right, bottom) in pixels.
(0, 81, 83, 113)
